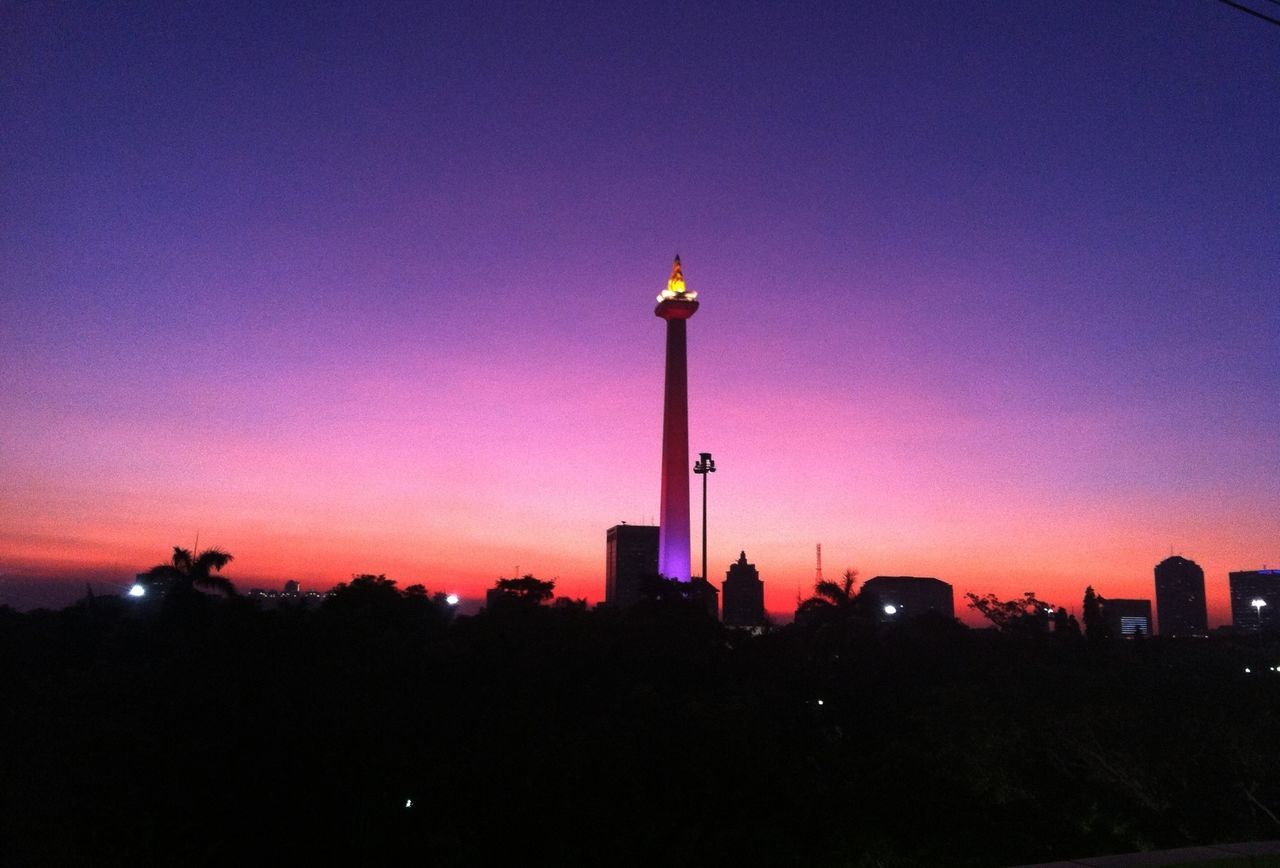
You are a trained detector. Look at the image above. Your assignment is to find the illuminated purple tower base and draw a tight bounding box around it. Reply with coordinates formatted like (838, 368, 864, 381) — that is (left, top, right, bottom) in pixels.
(655, 256, 699, 582)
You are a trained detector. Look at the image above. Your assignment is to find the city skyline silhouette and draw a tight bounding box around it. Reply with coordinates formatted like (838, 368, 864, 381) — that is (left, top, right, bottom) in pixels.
(2, 2, 1277, 622)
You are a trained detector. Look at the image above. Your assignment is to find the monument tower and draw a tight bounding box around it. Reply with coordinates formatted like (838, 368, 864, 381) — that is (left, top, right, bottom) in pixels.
(655, 255, 699, 581)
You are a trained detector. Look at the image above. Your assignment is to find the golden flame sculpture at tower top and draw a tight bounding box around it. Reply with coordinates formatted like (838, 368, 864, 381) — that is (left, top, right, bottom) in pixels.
(657, 254, 698, 302)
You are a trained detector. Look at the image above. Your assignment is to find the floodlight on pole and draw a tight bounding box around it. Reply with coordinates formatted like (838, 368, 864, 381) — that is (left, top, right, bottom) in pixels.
(693, 452, 716, 585)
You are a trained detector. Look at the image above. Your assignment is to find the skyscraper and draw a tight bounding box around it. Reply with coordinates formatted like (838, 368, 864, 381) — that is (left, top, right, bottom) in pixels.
(605, 523, 659, 608)
(722, 551, 766, 628)
(1229, 569, 1280, 633)
(655, 256, 699, 582)
(1154, 555, 1208, 637)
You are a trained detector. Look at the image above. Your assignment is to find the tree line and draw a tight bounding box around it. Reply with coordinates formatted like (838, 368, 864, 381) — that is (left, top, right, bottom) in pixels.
(3, 546, 1279, 866)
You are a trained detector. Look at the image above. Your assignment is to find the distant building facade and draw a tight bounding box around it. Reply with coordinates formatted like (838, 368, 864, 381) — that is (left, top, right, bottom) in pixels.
(1099, 597, 1153, 637)
(861, 576, 954, 622)
(1229, 570, 1280, 633)
(721, 551, 766, 628)
(1154, 556, 1208, 636)
(246, 580, 327, 607)
(605, 524, 659, 608)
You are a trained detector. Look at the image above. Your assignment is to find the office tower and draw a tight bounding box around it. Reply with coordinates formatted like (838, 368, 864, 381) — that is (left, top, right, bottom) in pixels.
(1154, 556, 1208, 636)
(1229, 569, 1280, 633)
(722, 551, 766, 628)
(605, 523, 659, 608)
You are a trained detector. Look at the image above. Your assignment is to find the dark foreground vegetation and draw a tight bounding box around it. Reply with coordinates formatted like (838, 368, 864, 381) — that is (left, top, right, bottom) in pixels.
(4, 573, 1280, 867)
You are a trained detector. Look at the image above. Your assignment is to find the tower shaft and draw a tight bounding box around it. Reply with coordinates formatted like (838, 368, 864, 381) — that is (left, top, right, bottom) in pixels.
(658, 317, 692, 581)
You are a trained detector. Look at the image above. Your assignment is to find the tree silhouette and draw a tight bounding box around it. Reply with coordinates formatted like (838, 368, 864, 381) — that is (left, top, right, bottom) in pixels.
(326, 574, 401, 607)
(1053, 607, 1080, 637)
(1082, 586, 1112, 640)
(140, 546, 236, 596)
(965, 591, 1056, 634)
(1083, 586, 1100, 637)
(795, 569, 882, 640)
(796, 568, 860, 620)
(493, 574, 555, 605)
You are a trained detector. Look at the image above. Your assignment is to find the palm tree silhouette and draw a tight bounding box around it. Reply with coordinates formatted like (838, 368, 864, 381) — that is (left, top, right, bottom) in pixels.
(796, 568, 865, 626)
(141, 546, 236, 596)
(812, 569, 859, 609)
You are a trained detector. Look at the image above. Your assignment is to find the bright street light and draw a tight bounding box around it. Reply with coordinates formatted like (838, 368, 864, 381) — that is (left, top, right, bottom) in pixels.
(127, 584, 146, 598)
(445, 593, 460, 606)
(883, 604, 897, 615)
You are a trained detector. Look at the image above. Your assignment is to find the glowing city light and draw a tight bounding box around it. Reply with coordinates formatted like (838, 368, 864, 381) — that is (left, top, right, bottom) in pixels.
(445, 593, 460, 606)
(405, 799, 413, 808)
(128, 584, 146, 598)
(883, 604, 897, 615)
(1251, 598, 1267, 611)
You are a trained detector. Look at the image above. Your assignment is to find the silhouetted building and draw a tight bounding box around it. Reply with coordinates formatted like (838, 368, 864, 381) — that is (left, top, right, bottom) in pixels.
(862, 576, 954, 622)
(721, 551, 766, 628)
(1154, 556, 1208, 636)
(1099, 597, 1152, 637)
(605, 523, 659, 608)
(1229, 570, 1280, 633)
(689, 577, 720, 620)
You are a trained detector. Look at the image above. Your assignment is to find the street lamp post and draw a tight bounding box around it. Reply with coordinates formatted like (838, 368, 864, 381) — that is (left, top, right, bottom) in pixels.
(693, 452, 716, 584)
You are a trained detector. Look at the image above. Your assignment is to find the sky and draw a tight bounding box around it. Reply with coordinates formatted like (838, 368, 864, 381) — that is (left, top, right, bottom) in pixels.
(2, 0, 1277, 623)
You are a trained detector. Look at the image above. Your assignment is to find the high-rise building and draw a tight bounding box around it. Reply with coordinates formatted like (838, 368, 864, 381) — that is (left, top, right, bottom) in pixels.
(1154, 556, 1208, 636)
(861, 576, 955, 622)
(722, 551, 766, 628)
(655, 256, 699, 582)
(605, 524, 659, 608)
(1229, 570, 1280, 633)
(1099, 597, 1153, 637)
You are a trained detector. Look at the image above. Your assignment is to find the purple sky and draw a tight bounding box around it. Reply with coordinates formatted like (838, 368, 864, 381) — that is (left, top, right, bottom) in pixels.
(2, 1, 1277, 619)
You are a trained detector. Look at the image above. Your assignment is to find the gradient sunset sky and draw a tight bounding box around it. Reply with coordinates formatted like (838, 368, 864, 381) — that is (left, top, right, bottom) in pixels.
(2, 1, 1277, 621)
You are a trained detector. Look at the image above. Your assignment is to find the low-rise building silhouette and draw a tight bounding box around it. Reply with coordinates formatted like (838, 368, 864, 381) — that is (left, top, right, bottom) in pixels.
(689, 577, 720, 620)
(1229, 569, 1280, 633)
(861, 576, 954, 622)
(721, 551, 766, 628)
(1099, 597, 1152, 637)
(1154, 556, 1208, 636)
(605, 523, 659, 608)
